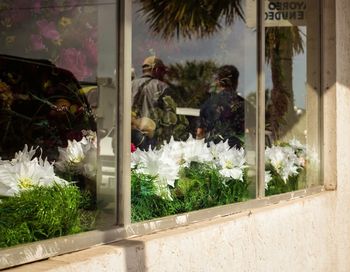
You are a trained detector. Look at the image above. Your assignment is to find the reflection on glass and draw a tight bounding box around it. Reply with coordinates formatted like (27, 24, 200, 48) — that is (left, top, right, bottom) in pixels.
(0, 0, 116, 248)
(131, 0, 257, 222)
(264, 1, 321, 195)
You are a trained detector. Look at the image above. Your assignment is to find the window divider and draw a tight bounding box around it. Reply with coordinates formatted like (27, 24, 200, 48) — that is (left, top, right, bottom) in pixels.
(257, 0, 266, 198)
(117, 0, 132, 226)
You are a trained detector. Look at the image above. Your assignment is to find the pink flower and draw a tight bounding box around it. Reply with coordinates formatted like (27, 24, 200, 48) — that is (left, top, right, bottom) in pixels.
(36, 19, 60, 41)
(131, 144, 136, 153)
(4, 0, 29, 25)
(30, 34, 46, 51)
(58, 48, 92, 81)
(33, 1, 41, 13)
(83, 37, 97, 65)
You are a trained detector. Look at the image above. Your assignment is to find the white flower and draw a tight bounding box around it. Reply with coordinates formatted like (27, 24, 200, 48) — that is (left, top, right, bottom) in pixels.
(217, 147, 246, 181)
(55, 136, 97, 178)
(209, 140, 231, 159)
(181, 135, 213, 166)
(131, 148, 144, 169)
(280, 159, 299, 181)
(288, 138, 305, 151)
(0, 148, 67, 197)
(265, 145, 300, 182)
(219, 167, 243, 180)
(12, 144, 37, 162)
(135, 147, 179, 190)
(161, 136, 185, 164)
(265, 171, 272, 189)
(265, 146, 286, 171)
(58, 139, 86, 164)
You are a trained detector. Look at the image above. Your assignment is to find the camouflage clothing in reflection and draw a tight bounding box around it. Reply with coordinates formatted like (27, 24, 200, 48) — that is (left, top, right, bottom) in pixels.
(132, 75, 189, 148)
(199, 88, 245, 147)
(132, 75, 170, 120)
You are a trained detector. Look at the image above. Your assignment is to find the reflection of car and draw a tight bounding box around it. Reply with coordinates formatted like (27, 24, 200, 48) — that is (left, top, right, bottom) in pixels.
(0, 54, 96, 160)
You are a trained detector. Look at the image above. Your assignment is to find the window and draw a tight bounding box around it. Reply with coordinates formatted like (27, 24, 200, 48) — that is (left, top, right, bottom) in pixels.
(0, 0, 324, 269)
(130, 0, 321, 219)
(0, 0, 117, 250)
(130, 0, 257, 222)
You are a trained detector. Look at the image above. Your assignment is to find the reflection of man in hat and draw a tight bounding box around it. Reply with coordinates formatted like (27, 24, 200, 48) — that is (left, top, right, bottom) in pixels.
(132, 56, 171, 149)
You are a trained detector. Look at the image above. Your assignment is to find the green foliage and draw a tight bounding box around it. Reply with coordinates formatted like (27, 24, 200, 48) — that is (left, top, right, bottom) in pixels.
(138, 0, 245, 39)
(173, 162, 249, 212)
(0, 184, 93, 248)
(153, 95, 190, 145)
(265, 164, 302, 196)
(131, 172, 178, 222)
(167, 60, 218, 108)
(131, 162, 250, 222)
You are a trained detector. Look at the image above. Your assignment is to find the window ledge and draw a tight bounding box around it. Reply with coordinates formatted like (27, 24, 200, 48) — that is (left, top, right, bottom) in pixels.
(1, 185, 328, 270)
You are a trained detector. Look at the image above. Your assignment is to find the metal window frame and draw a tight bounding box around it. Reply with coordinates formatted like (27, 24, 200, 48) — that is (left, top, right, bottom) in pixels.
(0, 0, 331, 270)
(257, 0, 266, 198)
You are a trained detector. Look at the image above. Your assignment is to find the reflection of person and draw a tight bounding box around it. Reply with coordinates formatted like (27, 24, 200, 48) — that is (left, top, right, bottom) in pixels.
(196, 65, 245, 147)
(132, 56, 170, 119)
(131, 56, 171, 149)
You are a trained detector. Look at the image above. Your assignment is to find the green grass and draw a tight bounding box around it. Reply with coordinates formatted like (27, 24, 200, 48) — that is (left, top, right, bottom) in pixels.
(131, 172, 179, 222)
(0, 184, 94, 248)
(131, 162, 250, 222)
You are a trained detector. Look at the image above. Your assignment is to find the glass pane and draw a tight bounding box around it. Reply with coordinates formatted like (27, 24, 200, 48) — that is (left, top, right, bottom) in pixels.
(131, 0, 257, 222)
(264, 0, 321, 195)
(0, 0, 117, 248)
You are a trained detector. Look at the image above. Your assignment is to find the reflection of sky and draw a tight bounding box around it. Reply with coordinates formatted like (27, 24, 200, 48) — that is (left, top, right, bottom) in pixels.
(132, 2, 257, 98)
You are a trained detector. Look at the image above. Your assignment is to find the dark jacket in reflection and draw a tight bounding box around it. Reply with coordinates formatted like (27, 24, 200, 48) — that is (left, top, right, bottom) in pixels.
(199, 88, 245, 147)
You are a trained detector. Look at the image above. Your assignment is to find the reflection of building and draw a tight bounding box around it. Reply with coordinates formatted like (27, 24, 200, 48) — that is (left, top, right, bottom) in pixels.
(3, 1, 350, 271)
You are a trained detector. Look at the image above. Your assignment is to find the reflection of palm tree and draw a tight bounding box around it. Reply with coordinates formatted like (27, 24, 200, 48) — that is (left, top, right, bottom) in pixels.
(138, 0, 244, 39)
(265, 27, 304, 138)
(167, 60, 218, 107)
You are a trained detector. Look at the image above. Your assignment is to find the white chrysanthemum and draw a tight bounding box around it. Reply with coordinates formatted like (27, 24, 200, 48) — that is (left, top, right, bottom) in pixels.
(13, 144, 37, 163)
(131, 148, 144, 169)
(181, 136, 213, 166)
(265, 145, 300, 182)
(265, 170, 273, 190)
(209, 140, 231, 159)
(161, 136, 185, 164)
(217, 147, 246, 181)
(280, 159, 299, 181)
(136, 148, 180, 189)
(55, 137, 97, 178)
(265, 146, 286, 171)
(0, 149, 67, 197)
(289, 138, 306, 152)
(57, 139, 86, 164)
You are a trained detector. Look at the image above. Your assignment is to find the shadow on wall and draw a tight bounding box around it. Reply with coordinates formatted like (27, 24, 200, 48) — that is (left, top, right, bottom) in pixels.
(110, 239, 146, 271)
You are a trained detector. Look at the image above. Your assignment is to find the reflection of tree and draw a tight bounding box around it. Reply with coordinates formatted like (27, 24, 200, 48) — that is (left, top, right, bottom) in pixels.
(265, 27, 304, 138)
(138, 0, 244, 39)
(166, 60, 218, 107)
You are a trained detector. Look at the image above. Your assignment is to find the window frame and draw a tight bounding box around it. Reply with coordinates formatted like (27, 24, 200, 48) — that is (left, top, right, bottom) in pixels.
(0, 0, 334, 269)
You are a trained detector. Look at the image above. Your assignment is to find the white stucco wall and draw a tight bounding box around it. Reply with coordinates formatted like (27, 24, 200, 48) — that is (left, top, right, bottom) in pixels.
(6, 1, 350, 271)
(6, 191, 344, 272)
